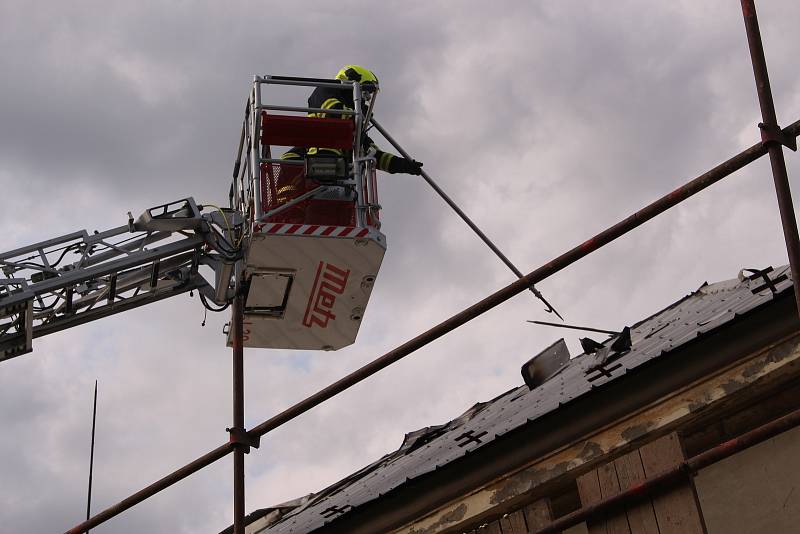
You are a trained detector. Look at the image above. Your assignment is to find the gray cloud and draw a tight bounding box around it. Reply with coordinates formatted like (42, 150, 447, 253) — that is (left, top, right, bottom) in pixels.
(1, 1, 799, 532)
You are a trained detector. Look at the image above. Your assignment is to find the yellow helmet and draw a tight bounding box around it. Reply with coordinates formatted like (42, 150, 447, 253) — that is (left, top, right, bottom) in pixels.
(335, 65, 379, 87)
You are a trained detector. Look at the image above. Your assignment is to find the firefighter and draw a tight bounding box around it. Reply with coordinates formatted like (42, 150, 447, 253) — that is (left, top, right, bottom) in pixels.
(281, 65, 423, 175)
(310, 65, 423, 175)
(275, 66, 422, 221)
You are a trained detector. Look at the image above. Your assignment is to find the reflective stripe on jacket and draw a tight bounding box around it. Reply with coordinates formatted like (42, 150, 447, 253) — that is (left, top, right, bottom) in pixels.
(306, 84, 396, 172)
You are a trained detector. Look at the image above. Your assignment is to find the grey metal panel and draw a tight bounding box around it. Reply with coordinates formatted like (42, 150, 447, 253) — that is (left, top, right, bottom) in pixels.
(253, 266, 793, 534)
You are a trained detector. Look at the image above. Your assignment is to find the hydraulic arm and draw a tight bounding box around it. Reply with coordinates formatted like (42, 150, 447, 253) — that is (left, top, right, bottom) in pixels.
(0, 198, 241, 362)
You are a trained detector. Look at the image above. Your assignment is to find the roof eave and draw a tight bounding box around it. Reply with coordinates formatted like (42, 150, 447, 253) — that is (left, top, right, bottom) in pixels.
(314, 290, 798, 534)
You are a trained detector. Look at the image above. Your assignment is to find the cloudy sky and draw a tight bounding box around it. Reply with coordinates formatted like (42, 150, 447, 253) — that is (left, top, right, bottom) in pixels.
(1, 1, 799, 532)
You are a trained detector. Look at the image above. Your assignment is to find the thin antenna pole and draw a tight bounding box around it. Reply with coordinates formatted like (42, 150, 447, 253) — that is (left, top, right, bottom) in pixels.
(86, 379, 98, 533)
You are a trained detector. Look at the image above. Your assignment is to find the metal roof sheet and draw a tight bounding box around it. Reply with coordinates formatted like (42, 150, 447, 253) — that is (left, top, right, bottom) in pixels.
(252, 265, 793, 533)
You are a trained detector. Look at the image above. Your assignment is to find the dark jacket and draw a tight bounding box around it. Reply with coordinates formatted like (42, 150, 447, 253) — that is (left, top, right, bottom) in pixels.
(305, 83, 396, 171)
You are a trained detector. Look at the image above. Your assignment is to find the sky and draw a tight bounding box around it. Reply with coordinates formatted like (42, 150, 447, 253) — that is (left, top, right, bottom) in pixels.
(1, 1, 799, 532)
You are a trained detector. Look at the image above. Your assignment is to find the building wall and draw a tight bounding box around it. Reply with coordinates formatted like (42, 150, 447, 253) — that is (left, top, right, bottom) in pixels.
(395, 331, 800, 534)
(695, 425, 800, 534)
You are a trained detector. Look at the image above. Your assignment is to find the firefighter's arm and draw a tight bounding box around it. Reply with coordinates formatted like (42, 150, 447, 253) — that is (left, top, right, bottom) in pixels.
(386, 155, 423, 175)
(366, 137, 423, 175)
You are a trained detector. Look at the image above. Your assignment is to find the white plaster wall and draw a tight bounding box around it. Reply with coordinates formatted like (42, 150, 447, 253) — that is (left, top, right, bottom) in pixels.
(695, 425, 800, 534)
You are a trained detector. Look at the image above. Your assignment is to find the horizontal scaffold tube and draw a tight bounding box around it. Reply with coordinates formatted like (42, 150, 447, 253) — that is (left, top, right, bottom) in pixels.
(246, 118, 800, 440)
(66, 118, 800, 534)
(534, 406, 800, 533)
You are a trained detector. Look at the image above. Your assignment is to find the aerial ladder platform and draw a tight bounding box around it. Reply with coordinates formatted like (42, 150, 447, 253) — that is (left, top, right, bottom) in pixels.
(0, 75, 386, 360)
(0, 73, 556, 362)
(228, 75, 385, 351)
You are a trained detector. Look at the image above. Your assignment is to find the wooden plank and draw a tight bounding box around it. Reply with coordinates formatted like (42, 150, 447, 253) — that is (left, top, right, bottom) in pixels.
(522, 498, 553, 531)
(639, 433, 705, 534)
(500, 509, 528, 534)
(597, 462, 631, 534)
(614, 450, 659, 534)
(576, 470, 607, 534)
(484, 520, 504, 534)
(394, 338, 800, 534)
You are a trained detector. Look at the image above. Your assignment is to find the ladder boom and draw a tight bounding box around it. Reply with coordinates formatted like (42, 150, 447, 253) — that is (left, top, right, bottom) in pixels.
(0, 198, 241, 362)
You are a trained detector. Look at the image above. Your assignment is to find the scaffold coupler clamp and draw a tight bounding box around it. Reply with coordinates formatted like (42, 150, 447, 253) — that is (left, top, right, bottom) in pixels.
(227, 427, 260, 454)
(759, 122, 797, 151)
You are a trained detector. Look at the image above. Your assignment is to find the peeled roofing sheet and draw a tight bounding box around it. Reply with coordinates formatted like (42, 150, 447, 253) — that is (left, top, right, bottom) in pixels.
(255, 266, 793, 533)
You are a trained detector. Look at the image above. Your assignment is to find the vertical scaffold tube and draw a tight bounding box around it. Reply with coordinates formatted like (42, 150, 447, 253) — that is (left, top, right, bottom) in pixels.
(741, 0, 800, 317)
(232, 294, 245, 534)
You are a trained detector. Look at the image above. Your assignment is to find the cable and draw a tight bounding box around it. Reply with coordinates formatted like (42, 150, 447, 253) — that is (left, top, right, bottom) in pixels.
(13, 240, 79, 264)
(203, 204, 232, 239)
(205, 230, 235, 257)
(48, 244, 78, 268)
(201, 203, 246, 255)
(198, 292, 230, 313)
(234, 227, 249, 249)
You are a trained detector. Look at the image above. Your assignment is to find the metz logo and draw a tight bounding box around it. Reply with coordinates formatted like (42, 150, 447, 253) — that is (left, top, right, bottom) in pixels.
(303, 262, 351, 328)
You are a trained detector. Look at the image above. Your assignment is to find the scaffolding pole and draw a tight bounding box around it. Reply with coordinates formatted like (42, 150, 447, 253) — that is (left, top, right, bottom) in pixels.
(741, 0, 800, 317)
(61, 6, 800, 531)
(231, 294, 246, 534)
(533, 406, 800, 534)
(371, 118, 563, 320)
(65, 117, 800, 534)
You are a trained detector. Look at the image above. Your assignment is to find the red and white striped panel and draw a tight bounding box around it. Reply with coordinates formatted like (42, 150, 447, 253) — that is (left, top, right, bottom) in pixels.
(254, 222, 370, 238)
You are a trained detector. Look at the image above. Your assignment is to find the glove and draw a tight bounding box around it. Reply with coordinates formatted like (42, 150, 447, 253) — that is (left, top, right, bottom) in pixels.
(388, 157, 424, 175)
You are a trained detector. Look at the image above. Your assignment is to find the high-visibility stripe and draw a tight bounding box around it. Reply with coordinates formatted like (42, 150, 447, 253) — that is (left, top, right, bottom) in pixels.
(308, 147, 344, 156)
(303, 225, 320, 235)
(268, 223, 285, 234)
(379, 152, 393, 170)
(277, 185, 300, 195)
(287, 224, 303, 233)
(321, 226, 337, 236)
(321, 98, 342, 110)
(312, 98, 353, 119)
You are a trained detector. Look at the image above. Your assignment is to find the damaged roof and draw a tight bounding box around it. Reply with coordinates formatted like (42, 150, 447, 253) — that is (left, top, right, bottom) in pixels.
(244, 265, 793, 534)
